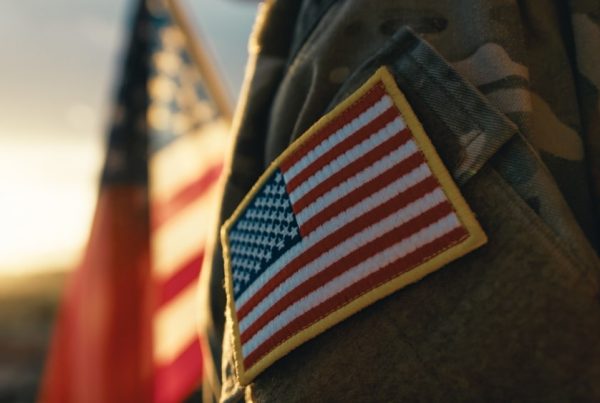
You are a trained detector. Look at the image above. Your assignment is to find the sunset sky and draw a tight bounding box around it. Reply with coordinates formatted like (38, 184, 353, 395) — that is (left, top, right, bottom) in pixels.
(0, 0, 257, 275)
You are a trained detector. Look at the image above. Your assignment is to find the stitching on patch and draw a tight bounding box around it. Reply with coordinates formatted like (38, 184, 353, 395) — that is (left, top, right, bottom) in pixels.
(247, 231, 469, 367)
(221, 67, 487, 384)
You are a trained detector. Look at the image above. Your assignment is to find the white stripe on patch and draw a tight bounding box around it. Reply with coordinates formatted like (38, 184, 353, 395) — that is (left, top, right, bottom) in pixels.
(282, 95, 393, 182)
(242, 212, 461, 357)
(234, 162, 433, 310)
(287, 117, 406, 204)
(296, 139, 420, 225)
(238, 187, 447, 333)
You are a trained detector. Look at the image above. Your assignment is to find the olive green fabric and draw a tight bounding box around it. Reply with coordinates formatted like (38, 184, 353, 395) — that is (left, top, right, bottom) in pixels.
(199, 1, 600, 401)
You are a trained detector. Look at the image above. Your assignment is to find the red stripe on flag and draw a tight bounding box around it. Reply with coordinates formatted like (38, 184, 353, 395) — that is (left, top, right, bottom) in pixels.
(152, 163, 223, 230)
(243, 226, 468, 368)
(292, 128, 411, 213)
(236, 173, 437, 321)
(280, 84, 386, 172)
(39, 187, 154, 403)
(301, 152, 426, 234)
(285, 106, 399, 192)
(239, 201, 454, 343)
(154, 339, 203, 403)
(155, 251, 204, 308)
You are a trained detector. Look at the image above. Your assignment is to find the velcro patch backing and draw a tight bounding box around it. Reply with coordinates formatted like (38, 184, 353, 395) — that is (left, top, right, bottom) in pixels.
(221, 67, 487, 384)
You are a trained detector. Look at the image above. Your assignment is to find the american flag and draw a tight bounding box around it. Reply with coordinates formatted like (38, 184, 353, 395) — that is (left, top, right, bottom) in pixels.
(147, 6, 228, 402)
(40, 1, 229, 402)
(224, 70, 485, 381)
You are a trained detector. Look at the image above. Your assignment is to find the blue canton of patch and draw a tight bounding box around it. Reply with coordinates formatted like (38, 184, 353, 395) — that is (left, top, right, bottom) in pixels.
(228, 169, 302, 297)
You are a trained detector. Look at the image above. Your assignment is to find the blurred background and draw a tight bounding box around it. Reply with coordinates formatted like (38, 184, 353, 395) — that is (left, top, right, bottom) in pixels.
(0, 0, 257, 400)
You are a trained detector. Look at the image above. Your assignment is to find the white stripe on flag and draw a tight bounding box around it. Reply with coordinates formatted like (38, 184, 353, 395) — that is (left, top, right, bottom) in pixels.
(241, 212, 461, 357)
(234, 162, 433, 310)
(282, 95, 393, 182)
(151, 120, 227, 203)
(153, 190, 218, 279)
(238, 187, 447, 333)
(154, 282, 203, 365)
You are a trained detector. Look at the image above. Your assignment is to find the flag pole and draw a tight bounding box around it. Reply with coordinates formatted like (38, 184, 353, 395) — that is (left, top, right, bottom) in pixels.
(165, 0, 235, 123)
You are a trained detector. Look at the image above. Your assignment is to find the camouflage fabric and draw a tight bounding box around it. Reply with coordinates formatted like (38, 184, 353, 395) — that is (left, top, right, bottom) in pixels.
(571, 0, 600, 244)
(199, 1, 600, 401)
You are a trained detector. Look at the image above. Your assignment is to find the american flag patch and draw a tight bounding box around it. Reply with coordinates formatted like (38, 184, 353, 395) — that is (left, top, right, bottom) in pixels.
(222, 67, 487, 384)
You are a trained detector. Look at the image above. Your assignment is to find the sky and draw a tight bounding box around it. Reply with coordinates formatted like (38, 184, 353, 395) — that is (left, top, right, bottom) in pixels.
(0, 0, 258, 275)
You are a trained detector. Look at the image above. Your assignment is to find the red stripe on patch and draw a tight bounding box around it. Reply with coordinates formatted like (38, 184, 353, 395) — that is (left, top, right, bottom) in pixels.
(300, 152, 426, 235)
(280, 84, 386, 172)
(243, 226, 468, 368)
(285, 106, 399, 192)
(236, 174, 439, 321)
(239, 201, 454, 343)
(292, 128, 412, 213)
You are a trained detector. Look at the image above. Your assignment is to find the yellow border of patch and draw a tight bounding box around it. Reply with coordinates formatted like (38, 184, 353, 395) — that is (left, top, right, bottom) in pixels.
(221, 66, 487, 385)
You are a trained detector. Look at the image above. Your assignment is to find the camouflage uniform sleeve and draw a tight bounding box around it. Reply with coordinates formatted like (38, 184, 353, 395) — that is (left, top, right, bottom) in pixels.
(198, 1, 305, 401)
(208, 1, 600, 401)
(569, 0, 600, 240)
